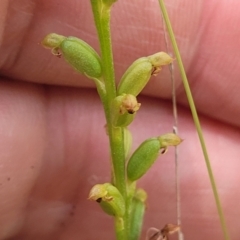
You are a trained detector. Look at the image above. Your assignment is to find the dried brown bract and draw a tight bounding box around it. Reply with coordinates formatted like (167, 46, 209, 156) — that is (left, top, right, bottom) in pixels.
(146, 224, 180, 240)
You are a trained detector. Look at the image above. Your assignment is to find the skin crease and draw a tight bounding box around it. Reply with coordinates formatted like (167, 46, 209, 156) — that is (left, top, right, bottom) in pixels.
(0, 0, 240, 239)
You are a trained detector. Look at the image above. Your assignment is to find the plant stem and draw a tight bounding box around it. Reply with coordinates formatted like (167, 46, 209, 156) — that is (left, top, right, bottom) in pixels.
(90, 0, 126, 198)
(90, 1, 127, 239)
(158, 1, 230, 239)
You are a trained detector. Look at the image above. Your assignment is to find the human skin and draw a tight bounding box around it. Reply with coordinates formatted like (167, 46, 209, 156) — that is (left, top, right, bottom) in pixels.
(0, 0, 240, 239)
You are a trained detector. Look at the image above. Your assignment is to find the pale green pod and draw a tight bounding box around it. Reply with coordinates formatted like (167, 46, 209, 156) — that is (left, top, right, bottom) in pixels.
(127, 138, 161, 181)
(111, 94, 141, 127)
(117, 57, 153, 96)
(42, 33, 102, 79)
(117, 52, 174, 96)
(127, 133, 182, 181)
(89, 183, 125, 217)
(129, 188, 147, 240)
(60, 37, 102, 79)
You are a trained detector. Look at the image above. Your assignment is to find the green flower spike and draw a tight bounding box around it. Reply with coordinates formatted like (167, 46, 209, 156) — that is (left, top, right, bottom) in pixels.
(127, 133, 182, 182)
(111, 94, 141, 127)
(117, 52, 174, 96)
(42, 33, 102, 80)
(89, 183, 125, 217)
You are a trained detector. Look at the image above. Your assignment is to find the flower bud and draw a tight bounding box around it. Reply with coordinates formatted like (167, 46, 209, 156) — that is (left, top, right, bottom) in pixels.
(41, 33, 66, 51)
(148, 52, 174, 76)
(42, 34, 102, 79)
(127, 133, 181, 181)
(111, 94, 141, 127)
(89, 183, 125, 217)
(134, 188, 147, 203)
(158, 133, 183, 148)
(117, 52, 174, 96)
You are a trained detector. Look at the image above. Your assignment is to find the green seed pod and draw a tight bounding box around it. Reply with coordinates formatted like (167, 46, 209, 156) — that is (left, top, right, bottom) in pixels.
(127, 133, 181, 181)
(60, 37, 102, 79)
(127, 138, 161, 181)
(89, 183, 125, 217)
(117, 52, 174, 96)
(111, 94, 141, 127)
(117, 57, 152, 96)
(129, 188, 147, 240)
(42, 33, 102, 79)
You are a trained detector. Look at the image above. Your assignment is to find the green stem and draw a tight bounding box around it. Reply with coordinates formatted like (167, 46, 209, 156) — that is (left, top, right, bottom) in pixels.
(90, 1, 128, 239)
(158, 1, 230, 240)
(91, 4, 116, 100)
(90, 0, 126, 198)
